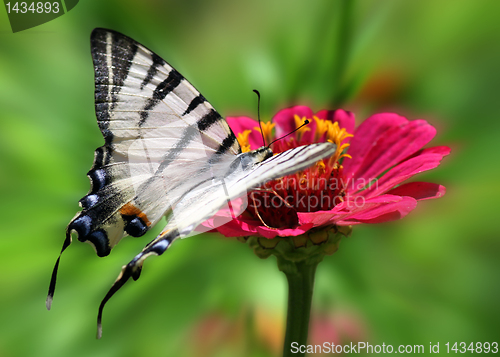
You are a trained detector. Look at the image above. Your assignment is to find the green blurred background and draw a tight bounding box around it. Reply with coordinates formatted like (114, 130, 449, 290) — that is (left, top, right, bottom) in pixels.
(1, 1, 499, 356)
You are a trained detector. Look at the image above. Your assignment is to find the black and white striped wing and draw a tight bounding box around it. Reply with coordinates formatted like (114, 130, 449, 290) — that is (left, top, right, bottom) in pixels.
(46, 28, 241, 310)
(48, 28, 339, 337)
(70, 28, 241, 257)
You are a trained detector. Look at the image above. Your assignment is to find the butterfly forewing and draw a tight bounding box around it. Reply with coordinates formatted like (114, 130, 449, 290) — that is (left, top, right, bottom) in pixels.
(69, 28, 241, 256)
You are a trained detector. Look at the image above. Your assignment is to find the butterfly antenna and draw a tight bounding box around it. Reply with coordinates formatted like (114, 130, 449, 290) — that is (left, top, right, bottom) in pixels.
(267, 119, 310, 147)
(253, 89, 266, 146)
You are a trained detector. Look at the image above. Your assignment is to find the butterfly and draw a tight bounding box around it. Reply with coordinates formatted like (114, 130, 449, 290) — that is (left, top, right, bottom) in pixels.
(47, 28, 336, 338)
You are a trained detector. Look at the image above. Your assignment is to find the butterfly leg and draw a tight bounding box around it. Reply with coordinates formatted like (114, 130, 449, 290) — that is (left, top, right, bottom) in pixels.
(249, 188, 295, 228)
(253, 187, 294, 208)
(96, 227, 180, 339)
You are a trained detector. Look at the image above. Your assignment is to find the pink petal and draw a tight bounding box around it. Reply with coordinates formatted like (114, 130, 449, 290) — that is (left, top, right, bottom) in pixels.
(256, 223, 314, 239)
(297, 210, 337, 227)
(343, 113, 409, 179)
(217, 218, 313, 239)
(226, 116, 264, 149)
(273, 106, 314, 142)
(358, 148, 448, 198)
(211, 218, 260, 237)
(348, 119, 437, 183)
(207, 214, 314, 239)
(386, 182, 446, 201)
(316, 109, 356, 143)
(408, 145, 451, 159)
(300, 195, 412, 226)
(336, 195, 417, 225)
(226, 116, 256, 134)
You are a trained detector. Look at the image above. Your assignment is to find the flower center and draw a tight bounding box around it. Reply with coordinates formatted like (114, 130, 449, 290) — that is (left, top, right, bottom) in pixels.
(246, 116, 354, 229)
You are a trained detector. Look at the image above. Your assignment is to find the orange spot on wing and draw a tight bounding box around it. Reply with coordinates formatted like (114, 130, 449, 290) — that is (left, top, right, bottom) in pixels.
(120, 203, 151, 227)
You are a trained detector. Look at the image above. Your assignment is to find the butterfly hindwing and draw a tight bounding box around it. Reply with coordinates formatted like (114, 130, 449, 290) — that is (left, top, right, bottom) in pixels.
(96, 142, 336, 337)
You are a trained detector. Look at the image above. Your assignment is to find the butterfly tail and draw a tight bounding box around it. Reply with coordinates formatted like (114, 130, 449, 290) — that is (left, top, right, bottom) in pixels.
(46, 230, 72, 310)
(96, 228, 179, 339)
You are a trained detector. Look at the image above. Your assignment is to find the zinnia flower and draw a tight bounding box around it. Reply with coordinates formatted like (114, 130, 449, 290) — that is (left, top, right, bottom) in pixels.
(208, 106, 449, 239)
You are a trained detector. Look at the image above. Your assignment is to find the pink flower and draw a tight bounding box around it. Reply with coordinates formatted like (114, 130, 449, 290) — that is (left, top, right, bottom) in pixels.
(210, 106, 449, 239)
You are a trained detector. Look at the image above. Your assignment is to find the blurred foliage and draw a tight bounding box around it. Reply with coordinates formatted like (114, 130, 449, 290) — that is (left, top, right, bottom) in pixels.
(0, 0, 499, 356)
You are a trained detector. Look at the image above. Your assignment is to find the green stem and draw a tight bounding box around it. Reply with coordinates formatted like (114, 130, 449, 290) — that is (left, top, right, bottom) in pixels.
(331, 0, 355, 107)
(281, 260, 319, 357)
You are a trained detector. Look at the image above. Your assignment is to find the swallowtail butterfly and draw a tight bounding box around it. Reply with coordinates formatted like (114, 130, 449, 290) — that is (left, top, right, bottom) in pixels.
(47, 28, 336, 337)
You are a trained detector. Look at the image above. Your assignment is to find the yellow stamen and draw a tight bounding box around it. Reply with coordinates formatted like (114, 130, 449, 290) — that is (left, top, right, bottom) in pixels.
(316, 160, 326, 175)
(237, 129, 252, 153)
(313, 116, 329, 142)
(254, 121, 276, 146)
(293, 115, 311, 141)
(326, 121, 353, 146)
(324, 121, 354, 164)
